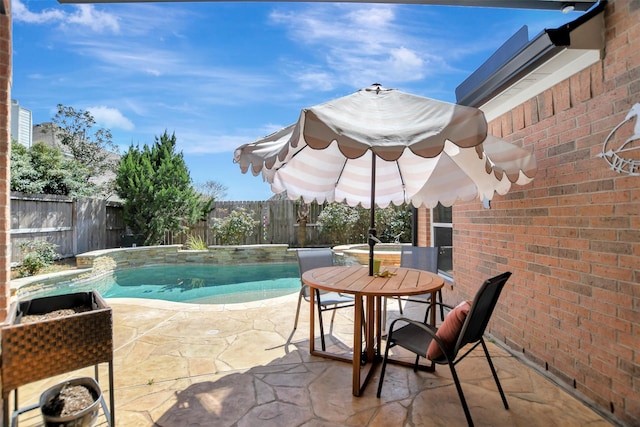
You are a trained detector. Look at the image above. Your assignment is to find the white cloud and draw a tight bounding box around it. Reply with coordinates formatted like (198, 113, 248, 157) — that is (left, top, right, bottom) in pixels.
(348, 5, 395, 28)
(270, 4, 433, 90)
(12, 0, 119, 33)
(65, 5, 120, 33)
(11, 0, 65, 24)
(71, 40, 178, 75)
(179, 132, 251, 155)
(294, 71, 336, 92)
(87, 106, 135, 131)
(165, 123, 297, 155)
(386, 47, 425, 80)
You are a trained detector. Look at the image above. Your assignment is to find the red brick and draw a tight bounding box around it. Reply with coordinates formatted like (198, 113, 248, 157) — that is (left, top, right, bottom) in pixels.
(512, 104, 525, 131)
(500, 113, 513, 136)
(553, 79, 572, 112)
(524, 98, 539, 126)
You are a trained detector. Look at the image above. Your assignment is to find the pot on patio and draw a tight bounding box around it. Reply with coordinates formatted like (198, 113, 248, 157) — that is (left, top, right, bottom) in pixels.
(39, 377, 102, 427)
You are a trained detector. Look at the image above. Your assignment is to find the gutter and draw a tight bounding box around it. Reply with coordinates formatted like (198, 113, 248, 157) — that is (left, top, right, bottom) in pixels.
(456, 1, 607, 108)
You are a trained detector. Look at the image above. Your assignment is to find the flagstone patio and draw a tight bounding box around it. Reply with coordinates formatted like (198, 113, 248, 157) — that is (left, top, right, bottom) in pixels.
(10, 293, 613, 426)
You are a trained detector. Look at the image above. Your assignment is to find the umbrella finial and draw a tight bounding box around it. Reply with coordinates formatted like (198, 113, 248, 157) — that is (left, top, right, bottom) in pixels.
(363, 83, 384, 94)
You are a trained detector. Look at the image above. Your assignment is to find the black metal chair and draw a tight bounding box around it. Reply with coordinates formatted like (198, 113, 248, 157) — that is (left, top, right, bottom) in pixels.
(288, 248, 355, 351)
(377, 271, 512, 427)
(398, 246, 444, 322)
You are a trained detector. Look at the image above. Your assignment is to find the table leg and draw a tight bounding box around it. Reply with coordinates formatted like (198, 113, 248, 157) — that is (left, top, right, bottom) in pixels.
(427, 290, 438, 371)
(353, 294, 363, 395)
(430, 290, 437, 327)
(375, 296, 382, 357)
(309, 286, 315, 354)
(365, 295, 376, 362)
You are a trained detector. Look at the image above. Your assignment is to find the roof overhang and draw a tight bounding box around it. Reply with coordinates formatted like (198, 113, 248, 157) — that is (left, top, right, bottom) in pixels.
(56, 0, 599, 12)
(456, 1, 606, 121)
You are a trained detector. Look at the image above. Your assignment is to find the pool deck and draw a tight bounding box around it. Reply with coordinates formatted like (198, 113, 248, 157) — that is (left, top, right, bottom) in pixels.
(10, 293, 614, 427)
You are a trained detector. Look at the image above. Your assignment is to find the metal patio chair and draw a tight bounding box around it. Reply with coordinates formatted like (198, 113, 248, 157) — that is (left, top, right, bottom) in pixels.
(377, 271, 512, 427)
(288, 248, 356, 351)
(383, 246, 443, 328)
(399, 246, 445, 322)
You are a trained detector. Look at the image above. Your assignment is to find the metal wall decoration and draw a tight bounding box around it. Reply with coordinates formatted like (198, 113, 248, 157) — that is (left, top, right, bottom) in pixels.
(598, 103, 640, 176)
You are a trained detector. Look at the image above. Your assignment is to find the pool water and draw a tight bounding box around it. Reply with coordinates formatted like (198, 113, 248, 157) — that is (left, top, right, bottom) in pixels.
(29, 263, 301, 304)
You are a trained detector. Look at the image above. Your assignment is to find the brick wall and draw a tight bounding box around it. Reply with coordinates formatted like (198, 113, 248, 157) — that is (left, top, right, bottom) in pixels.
(0, 0, 10, 323)
(448, 2, 639, 425)
(416, 206, 431, 246)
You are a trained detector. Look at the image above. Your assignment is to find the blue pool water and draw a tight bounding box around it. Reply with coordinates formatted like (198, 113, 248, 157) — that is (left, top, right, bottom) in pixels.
(29, 263, 301, 304)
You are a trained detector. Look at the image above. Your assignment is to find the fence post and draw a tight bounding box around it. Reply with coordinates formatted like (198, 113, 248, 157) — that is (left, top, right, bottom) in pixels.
(72, 199, 78, 256)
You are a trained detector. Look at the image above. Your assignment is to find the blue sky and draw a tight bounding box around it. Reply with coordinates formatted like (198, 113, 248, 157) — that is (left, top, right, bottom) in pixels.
(11, 0, 580, 200)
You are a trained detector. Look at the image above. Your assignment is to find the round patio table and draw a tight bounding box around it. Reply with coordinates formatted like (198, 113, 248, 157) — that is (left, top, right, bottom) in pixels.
(302, 265, 444, 396)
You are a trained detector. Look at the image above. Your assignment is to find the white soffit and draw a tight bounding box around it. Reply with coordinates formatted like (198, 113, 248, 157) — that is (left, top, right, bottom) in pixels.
(480, 48, 601, 122)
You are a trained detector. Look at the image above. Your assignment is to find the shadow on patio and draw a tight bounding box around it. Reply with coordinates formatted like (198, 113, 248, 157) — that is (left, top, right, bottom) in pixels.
(152, 343, 610, 427)
(11, 293, 611, 426)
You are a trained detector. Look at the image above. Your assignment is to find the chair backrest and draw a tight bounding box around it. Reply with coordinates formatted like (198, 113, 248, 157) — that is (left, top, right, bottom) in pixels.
(400, 246, 439, 273)
(296, 248, 334, 297)
(453, 271, 512, 354)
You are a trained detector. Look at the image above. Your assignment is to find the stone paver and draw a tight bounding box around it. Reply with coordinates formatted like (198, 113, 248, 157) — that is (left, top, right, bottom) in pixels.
(10, 294, 613, 426)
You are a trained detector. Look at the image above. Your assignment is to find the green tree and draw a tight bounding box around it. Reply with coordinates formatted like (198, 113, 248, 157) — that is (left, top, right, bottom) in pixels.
(210, 207, 258, 245)
(43, 104, 118, 195)
(10, 141, 94, 197)
(18, 240, 59, 277)
(375, 204, 412, 243)
(193, 180, 224, 221)
(316, 203, 361, 244)
(352, 206, 372, 243)
(195, 180, 228, 201)
(10, 142, 43, 194)
(317, 203, 412, 245)
(115, 131, 204, 245)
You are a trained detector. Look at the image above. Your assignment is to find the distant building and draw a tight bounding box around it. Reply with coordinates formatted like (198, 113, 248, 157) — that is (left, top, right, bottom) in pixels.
(32, 122, 121, 196)
(10, 99, 32, 147)
(32, 123, 73, 158)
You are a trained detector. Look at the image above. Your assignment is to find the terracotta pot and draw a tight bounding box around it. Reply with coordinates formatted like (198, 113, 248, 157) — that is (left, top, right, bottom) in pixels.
(40, 377, 102, 427)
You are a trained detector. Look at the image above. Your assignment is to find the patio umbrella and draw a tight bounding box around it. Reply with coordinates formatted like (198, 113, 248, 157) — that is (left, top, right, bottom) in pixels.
(234, 84, 536, 275)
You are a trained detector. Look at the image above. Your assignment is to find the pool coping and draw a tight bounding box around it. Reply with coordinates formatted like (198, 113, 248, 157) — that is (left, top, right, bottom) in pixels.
(11, 244, 299, 300)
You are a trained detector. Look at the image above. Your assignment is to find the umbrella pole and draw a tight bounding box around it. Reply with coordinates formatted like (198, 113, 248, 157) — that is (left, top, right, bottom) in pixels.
(368, 151, 376, 276)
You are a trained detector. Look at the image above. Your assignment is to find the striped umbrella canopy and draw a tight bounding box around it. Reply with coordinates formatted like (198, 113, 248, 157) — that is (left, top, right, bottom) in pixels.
(234, 84, 537, 274)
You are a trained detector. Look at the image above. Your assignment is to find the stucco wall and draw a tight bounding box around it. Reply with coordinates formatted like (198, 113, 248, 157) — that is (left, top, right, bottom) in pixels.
(448, 2, 639, 425)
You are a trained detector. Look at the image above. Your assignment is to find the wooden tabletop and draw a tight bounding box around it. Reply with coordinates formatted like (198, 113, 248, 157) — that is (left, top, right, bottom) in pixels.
(302, 265, 444, 297)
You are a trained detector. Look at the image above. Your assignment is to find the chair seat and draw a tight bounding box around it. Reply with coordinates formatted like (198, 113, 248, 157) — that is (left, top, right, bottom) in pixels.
(389, 322, 434, 357)
(318, 292, 354, 307)
(401, 293, 433, 302)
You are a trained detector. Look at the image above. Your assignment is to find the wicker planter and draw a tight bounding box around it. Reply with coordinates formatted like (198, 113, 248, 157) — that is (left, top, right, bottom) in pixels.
(1, 291, 113, 426)
(40, 377, 102, 427)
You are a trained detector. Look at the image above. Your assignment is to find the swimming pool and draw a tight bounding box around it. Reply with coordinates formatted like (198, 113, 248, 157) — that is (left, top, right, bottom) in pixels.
(26, 263, 301, 304)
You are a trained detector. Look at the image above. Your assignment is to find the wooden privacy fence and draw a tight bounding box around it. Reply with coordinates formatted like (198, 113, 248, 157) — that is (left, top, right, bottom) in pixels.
(10, 193, 333, 265)
(165, 200, 333, 247)
(10, 192, 125, 265)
